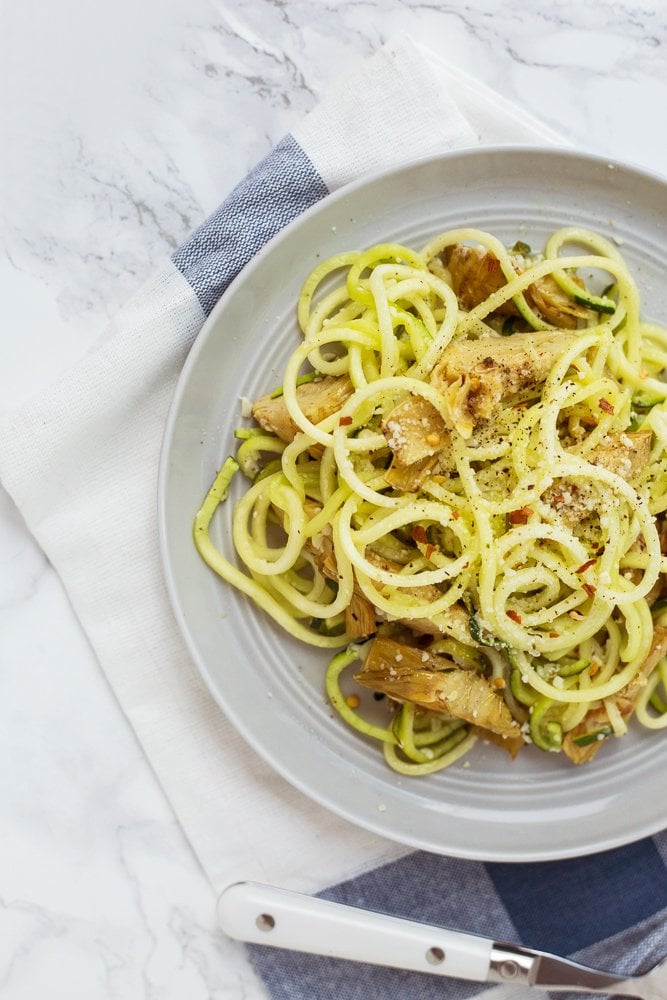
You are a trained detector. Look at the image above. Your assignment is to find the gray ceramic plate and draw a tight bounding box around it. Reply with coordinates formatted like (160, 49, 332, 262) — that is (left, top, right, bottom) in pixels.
(159, 146, 667, 861)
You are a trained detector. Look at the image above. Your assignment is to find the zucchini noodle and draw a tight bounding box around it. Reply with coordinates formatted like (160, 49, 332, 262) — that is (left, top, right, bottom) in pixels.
(195, 227, 667, 773)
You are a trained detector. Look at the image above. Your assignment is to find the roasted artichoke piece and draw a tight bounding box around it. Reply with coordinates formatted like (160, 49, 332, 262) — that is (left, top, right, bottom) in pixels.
(252, 375, 354, 443)
(380, 394, 454, 491)
(527, 274, 593, 328)
(310, 534, 474, 644)
(364, 550, 475, 643)
(431, 330, 578, 437)
(444, 243, 593, 328)
(546, 429, 653, 526)
(355, 637, 520, 740)
(381, 394, 449, 466)
(589, 428, 652, 480)
(562, 626, 667, 764)
(383, 454, 438, 493)
(345, 590, 377, 640)
(444, 244, 517, 315)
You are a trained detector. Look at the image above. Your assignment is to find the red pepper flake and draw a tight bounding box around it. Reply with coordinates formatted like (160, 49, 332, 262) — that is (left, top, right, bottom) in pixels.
(411, 525, 428, 545)
(339, 415, 353, 426)
(551, 493, 565, 506)
(425, 544, 435, 560)
(452, 510, 460, 520)
(549, 632, 560, 639)
(508, 507, 533, 525)
(583, 582, 597, 598)
(599, 398, 615, 414)
(576, 558, 596, 574)
(506, 609, 522, 624)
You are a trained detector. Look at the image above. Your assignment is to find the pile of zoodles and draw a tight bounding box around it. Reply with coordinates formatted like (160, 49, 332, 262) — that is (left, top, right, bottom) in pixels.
(194, 226, 667, 775)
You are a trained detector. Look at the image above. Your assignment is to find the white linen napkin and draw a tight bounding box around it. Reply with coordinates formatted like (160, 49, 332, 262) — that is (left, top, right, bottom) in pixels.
(0, 36, 564, 895)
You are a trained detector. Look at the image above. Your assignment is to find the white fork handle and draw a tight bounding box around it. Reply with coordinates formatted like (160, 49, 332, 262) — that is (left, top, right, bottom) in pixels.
(217, 881, 494, 980)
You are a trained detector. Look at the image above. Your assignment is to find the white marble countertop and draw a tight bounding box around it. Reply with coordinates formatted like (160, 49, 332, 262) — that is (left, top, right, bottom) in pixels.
(2, 2, 666, 996)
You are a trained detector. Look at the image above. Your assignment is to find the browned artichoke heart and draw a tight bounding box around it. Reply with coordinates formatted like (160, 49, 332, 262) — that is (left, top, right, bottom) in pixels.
(381, 395, 448, 467)
(562, 626, 667, 764)
(355, 636, 520, 740)
(588, 428, 652, 479)
(444, 243, 593, 327)
(252, 375, 354, 442)
(380, 394, 451, 491)
(431, 330, 578, 438)
(545, 429, 652, 526)
(310, 534, 474, 643)
(445, 244, 517, 315)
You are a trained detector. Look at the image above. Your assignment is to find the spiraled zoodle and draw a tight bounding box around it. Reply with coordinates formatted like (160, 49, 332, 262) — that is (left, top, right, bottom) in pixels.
(194, 226, 667, 775)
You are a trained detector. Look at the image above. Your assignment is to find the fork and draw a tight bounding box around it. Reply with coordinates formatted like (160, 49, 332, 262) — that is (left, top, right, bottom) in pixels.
(218, 881, 667, 999)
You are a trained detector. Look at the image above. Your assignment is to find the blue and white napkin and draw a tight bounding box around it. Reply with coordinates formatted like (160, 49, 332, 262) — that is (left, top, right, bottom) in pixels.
(0, 34, 665, 999)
